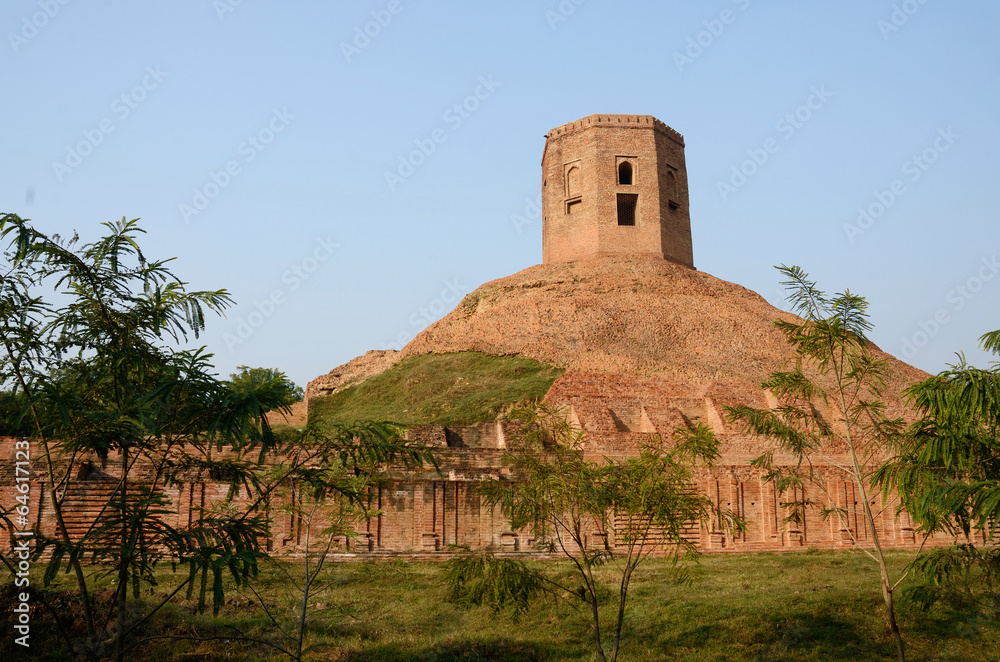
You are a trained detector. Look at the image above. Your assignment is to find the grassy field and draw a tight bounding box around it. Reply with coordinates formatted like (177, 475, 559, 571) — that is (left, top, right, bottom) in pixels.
(308, 352, 564, 427)
(8, 550, 1000, 661)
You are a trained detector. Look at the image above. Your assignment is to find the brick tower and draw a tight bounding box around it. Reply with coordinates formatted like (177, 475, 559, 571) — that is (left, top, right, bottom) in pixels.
(541, 114, 693, 268)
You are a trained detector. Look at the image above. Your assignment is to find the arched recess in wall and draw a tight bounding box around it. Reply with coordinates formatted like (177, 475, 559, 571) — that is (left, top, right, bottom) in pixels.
(618, 161, 633, 185)
(566, 166, 581, 198)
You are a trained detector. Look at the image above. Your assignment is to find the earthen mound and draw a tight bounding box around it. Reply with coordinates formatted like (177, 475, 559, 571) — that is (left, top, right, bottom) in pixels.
(400, 255, 926, 405)
(306, 349, 402, 399)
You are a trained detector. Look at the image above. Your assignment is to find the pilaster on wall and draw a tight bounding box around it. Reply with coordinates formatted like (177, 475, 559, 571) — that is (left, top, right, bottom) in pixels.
(0, 436, 949, 557)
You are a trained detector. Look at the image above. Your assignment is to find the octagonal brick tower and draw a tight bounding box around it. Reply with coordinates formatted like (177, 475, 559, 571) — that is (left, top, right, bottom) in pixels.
(541, 114, 694, 268)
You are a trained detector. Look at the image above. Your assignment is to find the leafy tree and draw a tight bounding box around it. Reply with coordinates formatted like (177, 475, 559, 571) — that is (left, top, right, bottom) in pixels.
(446, 405, 739, 662)
(0, 214, 290, 660)
(121, 421, 435, 662)
(229, 365, 304, 407)
(877, 330, 1000, 619)
(0, 214, 435, 661)
(726, 266, 917, 662)
(0, 388, 33, 435)
(243, 420, 432, 662)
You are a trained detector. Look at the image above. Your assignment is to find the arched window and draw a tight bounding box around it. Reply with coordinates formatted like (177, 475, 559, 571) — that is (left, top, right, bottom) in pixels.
(618, 161, 633, 186)
(566, 166, 581, 198)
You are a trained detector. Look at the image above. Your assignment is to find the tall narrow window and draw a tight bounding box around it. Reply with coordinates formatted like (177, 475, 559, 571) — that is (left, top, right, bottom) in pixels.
(618, 161, 633, 185)
(666, 170, 680, 210)
(565, 163, 582, 214)
(617, 193, 637, 226)
(566, 166, 581, 197)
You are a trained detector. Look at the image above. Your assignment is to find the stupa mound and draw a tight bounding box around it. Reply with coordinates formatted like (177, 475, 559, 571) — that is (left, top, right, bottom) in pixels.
(403, 254, 925, 393)
(297, 114, 938, 552)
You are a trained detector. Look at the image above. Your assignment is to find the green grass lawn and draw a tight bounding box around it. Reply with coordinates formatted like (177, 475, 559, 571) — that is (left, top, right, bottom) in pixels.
(9, 550, 999, 661)
(308, 352, 565, 427)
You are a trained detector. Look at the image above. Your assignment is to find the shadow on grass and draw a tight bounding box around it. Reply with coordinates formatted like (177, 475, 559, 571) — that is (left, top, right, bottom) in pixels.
(659, 611, 879, 660)
(340, 638, 560, 662)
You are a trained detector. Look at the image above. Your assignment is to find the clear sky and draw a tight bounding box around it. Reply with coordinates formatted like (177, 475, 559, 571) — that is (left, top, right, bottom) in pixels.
(3, 0, 998, 389)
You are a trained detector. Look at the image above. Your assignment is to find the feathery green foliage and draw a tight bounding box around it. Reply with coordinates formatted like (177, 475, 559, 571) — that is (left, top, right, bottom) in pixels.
(877, 329, 1000, 618)
(444, 551, 542, 616)
(726, 265, 913, 662)
(452, 404, 739, 662)
(0, 214, 436, 661)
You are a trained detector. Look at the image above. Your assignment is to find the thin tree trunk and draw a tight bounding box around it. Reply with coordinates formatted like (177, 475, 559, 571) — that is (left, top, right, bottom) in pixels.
(852, 458, 905, 662)
(296, 517, 311, 662)
(115, 444, 129, 662)
(882, 579, 905, 662)
(611, 556, 637, 662)
(1, 334, 98, 649)
(42, 438, 98, 648)
(591, 594, 607, 662)
(583, 556, 608, 662)
(837, 367, 906, 662)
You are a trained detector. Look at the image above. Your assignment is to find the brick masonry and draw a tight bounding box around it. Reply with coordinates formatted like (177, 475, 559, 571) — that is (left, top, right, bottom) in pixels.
(0, 115, 948, 557)
(0, 400, 941, 556)
(542, 114, 694, 268)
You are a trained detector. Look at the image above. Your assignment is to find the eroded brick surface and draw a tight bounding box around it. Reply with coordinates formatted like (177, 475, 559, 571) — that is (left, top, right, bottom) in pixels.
(541, 114, 693, 267)
(0, 115, 946, 557)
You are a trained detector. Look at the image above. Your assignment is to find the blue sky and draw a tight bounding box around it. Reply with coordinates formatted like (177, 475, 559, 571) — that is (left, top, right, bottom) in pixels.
(2, 0, 998, 388)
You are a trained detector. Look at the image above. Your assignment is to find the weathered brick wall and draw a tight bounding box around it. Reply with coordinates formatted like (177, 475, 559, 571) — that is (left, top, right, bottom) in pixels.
(0, 391, 951, 557)
(541, 114, 693, 267)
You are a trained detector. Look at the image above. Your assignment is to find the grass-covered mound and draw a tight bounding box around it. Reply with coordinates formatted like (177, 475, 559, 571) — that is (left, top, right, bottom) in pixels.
(308, 352, 564, 426)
